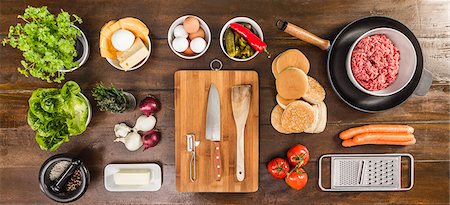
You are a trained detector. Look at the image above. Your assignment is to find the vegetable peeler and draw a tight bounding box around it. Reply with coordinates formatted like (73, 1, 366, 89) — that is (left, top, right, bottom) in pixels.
(186, 134, 200, 182)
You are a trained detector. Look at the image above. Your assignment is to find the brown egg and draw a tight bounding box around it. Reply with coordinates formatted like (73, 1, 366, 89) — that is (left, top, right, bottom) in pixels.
(189, 28, 205, 40)
(183, 16, 200, 34)
(184, 40, 195, 56)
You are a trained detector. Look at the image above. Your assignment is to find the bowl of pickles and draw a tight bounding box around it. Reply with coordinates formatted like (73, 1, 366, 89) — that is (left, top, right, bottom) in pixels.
(220, 17, 264, 62)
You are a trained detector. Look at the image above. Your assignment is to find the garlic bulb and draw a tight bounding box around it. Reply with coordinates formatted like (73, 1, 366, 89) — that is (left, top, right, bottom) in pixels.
(114, 123, 132, 138)
(114, 131, 143, 151)
(133, 115, 157, 132)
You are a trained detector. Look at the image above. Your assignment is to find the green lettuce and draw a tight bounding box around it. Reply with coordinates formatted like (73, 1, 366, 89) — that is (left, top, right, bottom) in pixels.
(28, 81, 88, 151)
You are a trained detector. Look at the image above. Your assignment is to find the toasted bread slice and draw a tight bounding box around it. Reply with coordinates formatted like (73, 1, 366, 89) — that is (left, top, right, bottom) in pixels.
(271, 105, 291, 134)
(275, 49, 310, 77)
(281, 100, 315, 133)
(302, 76, 326, 104)
(304, 104, 320, 133)
(271, 52, 282, 78)
(314, 101, 327, 133)
(276, 67, 309, 100)
(276, 94, 296, 109)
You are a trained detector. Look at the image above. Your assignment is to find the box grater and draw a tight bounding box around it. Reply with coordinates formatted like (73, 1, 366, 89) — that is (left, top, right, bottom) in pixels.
(318, 154, 414, 191)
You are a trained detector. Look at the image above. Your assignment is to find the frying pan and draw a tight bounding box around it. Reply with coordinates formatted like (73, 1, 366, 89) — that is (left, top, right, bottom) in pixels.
(276, 16, 433, 112)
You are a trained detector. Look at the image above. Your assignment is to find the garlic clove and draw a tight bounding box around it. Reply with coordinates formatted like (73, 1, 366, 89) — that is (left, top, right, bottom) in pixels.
(114, 123, 132, 138)
(114, 131, 143, 151)
(133, 115, 157, 132)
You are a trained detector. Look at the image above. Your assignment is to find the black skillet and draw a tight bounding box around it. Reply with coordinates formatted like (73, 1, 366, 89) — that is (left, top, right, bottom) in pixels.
(277, 16, 432, 112)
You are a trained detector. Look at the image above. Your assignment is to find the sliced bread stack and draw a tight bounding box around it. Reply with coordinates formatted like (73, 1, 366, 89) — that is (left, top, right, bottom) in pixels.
(270, 49, 327, 134)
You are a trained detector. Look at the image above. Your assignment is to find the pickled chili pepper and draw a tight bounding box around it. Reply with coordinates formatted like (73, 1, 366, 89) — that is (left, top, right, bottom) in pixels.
(229, 23, 271, 58)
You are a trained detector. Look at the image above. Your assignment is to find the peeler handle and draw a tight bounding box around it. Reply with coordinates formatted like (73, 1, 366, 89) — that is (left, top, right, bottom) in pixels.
(189, 151, 196, 182)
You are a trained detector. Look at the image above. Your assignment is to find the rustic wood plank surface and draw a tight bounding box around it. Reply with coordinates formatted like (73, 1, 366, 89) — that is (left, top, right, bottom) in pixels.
(0, 0, 449, 204)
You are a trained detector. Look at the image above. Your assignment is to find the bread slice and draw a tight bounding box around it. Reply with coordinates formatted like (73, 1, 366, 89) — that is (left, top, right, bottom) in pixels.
(276, 94, 296, 109)
(302, 76, 326, 104)
(271, 51, 284, 79)
(313, 101, 327, 133)
(275, 49, 310, 77)
(271, 105, 291, 134)
(304, 104, 320, 133)
(281, 100, 315, 133)
(276, 67, 309, 100)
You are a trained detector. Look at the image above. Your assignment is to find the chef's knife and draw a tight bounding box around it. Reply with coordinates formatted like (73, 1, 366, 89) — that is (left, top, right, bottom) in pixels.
(205, 83, 222, 181)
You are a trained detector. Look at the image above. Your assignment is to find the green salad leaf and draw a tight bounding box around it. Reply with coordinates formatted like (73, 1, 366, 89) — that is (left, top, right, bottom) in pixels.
(28, 81, 88, 151)
(2, 6, 83, 83)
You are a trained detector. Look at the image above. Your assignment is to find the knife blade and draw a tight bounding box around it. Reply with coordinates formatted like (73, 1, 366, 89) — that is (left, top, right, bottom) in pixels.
(205, 83, 222, 181)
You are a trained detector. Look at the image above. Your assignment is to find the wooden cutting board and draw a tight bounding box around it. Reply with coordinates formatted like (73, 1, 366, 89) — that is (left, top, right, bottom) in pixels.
(174, 70, 259, 192)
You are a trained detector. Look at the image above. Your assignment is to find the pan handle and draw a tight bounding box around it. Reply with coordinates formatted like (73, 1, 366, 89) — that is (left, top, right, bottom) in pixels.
(413, 68, 433, 96)
(276, 20, 330, 50)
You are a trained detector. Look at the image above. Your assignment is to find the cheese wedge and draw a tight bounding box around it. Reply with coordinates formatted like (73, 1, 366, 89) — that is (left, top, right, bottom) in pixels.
(113, 170, 150, 185)
(117, 38, 149, 70)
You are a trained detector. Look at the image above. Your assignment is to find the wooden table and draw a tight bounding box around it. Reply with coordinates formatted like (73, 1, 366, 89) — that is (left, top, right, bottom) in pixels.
(1, 0, 449, 204)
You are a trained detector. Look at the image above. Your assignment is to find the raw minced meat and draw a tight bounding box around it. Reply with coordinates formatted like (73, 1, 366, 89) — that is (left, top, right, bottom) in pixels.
(351, 34, 400, 91)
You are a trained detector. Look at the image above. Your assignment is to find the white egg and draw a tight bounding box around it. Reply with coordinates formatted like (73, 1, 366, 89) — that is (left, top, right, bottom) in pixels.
(173, 25, 188, 38)
(111, 29, 135, 51)
(172, 37, 189, 52)
(190, 37, 206, 53)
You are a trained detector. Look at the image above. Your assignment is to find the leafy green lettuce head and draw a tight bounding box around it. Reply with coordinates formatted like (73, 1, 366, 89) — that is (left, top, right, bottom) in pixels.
(27, 81, 88, 151)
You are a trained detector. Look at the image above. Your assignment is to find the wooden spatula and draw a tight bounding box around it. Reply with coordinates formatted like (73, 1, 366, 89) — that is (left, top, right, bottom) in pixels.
(231, 85, 252, 182)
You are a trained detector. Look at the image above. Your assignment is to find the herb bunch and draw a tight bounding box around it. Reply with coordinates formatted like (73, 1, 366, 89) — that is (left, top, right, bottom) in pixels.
(2, 6, 83, 83)
(92, 84, 130, 113)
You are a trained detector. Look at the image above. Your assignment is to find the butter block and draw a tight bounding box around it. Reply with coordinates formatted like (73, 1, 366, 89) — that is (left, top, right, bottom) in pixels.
(113, 170, 150, 185)
(117, 37, 149, 70)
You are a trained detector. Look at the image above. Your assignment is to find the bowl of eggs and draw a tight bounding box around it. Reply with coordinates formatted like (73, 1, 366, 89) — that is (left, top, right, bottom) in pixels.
(168, 15, 211, 59)
(100, 17, 151, 71)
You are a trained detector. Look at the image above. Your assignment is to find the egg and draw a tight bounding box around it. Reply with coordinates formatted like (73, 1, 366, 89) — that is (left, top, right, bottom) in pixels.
(174, 25, 188, 38)
(183, 16, 200, 34)
(190, 37, 207, 54)
(111, 29, 135, 51)
(189, 28, 205, 40)
(184, 40, 195, 56)
(172, 37, 189, 52)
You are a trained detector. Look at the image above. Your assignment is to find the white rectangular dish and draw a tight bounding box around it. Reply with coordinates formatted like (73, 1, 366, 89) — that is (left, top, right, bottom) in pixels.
(104, 163, 162, 192)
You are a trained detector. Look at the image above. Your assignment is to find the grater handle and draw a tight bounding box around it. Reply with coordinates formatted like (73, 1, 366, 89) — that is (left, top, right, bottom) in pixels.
(399, 154, 415, 191)
(318, 154, 333, 191)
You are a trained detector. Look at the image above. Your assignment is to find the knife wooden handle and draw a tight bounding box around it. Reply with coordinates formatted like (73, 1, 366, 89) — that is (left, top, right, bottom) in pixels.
(213, 141, 222, 181)
(236, 125, 245, 182)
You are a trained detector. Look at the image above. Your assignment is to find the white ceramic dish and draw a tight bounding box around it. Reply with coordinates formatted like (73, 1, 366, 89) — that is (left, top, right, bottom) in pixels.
(106, 36, 151, 71)
(346, 27, 417, 96)
(104, 163, 161, 192)
(167, 15, 211, 59)
(59, 25, 89, 73)
(79, 93, 92, 128)
(219, 17, 264, 62)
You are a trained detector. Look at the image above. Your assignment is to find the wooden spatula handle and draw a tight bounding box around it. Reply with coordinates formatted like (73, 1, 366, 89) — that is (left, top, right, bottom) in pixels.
(236, 125, 245, 182)
(213, 141, 222, 181)
(277, 20, 330, 50)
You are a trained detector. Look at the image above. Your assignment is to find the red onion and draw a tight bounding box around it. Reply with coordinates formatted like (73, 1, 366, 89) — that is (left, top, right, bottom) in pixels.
(142, 129, 160, 151)
(139, 95, 161, 116)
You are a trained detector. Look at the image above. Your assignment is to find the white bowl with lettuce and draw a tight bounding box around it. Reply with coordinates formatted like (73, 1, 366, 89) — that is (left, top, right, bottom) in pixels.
(27, 81, 91, 151)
